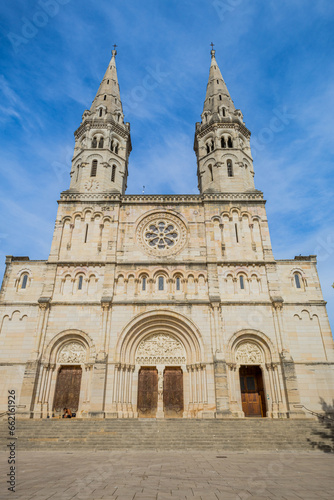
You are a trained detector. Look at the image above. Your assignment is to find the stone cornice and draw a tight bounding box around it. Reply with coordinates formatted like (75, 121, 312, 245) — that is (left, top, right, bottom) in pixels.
(195, 121, 251, 140)
(74, 118, 130, 141)
(59, 192, 264, 203)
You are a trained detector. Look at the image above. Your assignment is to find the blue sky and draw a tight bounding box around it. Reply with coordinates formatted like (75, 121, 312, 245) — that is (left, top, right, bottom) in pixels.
(0, 0, 333, 329)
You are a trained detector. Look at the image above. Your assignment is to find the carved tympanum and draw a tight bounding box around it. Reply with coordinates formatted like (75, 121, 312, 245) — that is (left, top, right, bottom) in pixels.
(58, 342, 86, 364)
(136, 334, 186, 365)
(236, 342, 263, 364)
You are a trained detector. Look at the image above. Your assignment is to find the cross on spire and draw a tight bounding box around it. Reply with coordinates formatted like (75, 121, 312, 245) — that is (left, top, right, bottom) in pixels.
(210, 42, 215, 50)
(112, 44, 117, 57)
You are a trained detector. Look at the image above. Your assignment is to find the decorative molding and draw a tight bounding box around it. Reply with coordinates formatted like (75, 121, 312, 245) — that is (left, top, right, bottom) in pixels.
(136, 333, 186, 365)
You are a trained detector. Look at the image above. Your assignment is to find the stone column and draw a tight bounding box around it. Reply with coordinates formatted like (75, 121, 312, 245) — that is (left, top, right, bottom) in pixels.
(213, 353, 231, 417)
(156, 365, 165, 419)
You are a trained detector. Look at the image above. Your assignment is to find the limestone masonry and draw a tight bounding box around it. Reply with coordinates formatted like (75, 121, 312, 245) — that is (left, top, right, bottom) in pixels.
(1, 48, 333, 419)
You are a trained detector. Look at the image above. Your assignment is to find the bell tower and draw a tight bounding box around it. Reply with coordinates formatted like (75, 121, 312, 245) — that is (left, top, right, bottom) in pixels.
(67, 47, 131, 195)
(194, 47, 255, 194)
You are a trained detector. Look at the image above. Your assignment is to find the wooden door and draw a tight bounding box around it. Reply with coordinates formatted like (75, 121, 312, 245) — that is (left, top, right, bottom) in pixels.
(137, 367, 158, 417)
(240, 366, 264, 417)
(163, 367, 183, 418)
(53, 365, 82, 414)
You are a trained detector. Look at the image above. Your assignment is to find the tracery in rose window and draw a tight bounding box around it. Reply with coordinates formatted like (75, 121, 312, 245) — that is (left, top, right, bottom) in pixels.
(144, 220, 179, 250)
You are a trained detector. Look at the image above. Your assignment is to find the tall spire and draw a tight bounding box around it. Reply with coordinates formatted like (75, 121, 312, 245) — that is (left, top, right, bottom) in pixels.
(194, 46, 254, 194)
(90, 46, 124, 122)
(202, 47, 235, 116)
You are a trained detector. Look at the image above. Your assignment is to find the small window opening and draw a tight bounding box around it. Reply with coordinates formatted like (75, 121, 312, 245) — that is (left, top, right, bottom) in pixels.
(110, 140, 114, 152)
(111, 165, 116, 182)
(222, 108, 226, 117)
(99, 108, 103, 117)
(294, 274, 301, 289)
(92, 137, 97, 148)
(107, 79, 109, 84)
(158, 276, 164, 291)
(219, 95, 222, 101)
(235, 223, 239, 243)
(206, 144, 210, 154)
(142, 277, 146, 291)
(84, 224, 89, 243)
(221, 137, 226, 148)
(103, 95, 106, 100)
(115, 144, 119, 154)
(228, 137, 233, 148)
(115, 98, 117, 104)
(21, 274, 28, 289)
(176, 277, 181, 291)
(90, 160, 97, 177)
(240, 275, 245, 289)
(98, 137, 104, 148)
(208, 165, 213, 182)
(217, 79, 219, 84)
(227, 160, 233, 177)
(78, 276, 83, 290)
(76, 166, 79, 182)
(211, 140, 214, 152)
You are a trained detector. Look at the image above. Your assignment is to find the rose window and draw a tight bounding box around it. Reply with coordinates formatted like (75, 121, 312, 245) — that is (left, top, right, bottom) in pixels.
(144, 221, 179, 250)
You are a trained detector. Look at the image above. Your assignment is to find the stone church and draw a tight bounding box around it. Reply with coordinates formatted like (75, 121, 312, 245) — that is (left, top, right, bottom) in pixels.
(0, 48, 333, 420)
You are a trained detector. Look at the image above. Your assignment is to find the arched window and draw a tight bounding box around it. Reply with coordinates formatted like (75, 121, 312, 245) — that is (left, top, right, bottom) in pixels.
(110, 139, 114, 152)
(90, 160, 97, 177)
(240, 275, 245, 290)
(206, 144, 210, 154)
(217, 79, 219, 84)
(211, 140, 214, 152)
(176, 277, 181, 291)
(227, 160, 233, 177)
(208, 165, 213, 182)
(222, 108, 226, 117)
(221, 137, 226, 148)
(158, 276, 164, 291)
(91, 137, 97, 148)
(78, 276, 83, 290)
(228, 137, 233, 148)
(103, 95, 106, 100)
(21, 274, 28, 289)
(98, 137, 104, 148)
(142, 277, 147, 291)
(294, 273, 301, 289)
(111, 165, 116, 182)
(115, 144, 119, 154)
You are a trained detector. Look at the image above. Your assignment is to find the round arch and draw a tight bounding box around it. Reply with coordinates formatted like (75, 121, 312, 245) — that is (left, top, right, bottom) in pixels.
(227, 329, 279, 364)
(43, 329, 96, 365)
(115, 310, 204, 366)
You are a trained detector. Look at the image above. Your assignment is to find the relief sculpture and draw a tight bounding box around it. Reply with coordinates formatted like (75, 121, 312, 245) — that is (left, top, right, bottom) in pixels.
(136, 333, 186, 365)
(58, 342, 86, 363)
(236, 342, 263, 364)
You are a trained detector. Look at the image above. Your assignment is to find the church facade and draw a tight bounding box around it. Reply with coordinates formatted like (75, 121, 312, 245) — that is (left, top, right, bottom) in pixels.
(0, 49, 333, 419)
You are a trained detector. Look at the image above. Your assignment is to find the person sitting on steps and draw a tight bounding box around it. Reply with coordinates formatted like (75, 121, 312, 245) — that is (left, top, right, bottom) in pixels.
(62, 407, 72, 418)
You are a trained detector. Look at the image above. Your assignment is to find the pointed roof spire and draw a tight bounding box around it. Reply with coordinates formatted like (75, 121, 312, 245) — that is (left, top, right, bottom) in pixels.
(203, 45, 235, 115)
(90, 45, 124, 121)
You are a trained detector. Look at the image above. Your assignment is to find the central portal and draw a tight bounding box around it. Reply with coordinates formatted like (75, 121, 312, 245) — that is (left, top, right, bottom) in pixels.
(137, 366, 184, 418)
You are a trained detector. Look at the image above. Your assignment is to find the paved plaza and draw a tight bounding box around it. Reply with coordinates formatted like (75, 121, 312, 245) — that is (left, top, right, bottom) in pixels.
(1, 450, 333, 500)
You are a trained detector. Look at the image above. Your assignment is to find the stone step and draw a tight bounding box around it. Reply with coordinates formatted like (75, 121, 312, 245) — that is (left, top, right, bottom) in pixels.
(1, 418, 331, 451)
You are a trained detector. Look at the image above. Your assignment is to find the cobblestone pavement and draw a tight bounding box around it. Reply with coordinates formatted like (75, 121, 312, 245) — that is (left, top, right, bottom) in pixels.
(1, 450, 333, 500)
